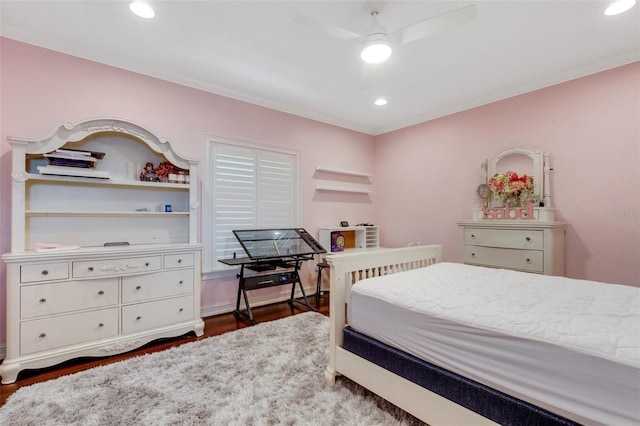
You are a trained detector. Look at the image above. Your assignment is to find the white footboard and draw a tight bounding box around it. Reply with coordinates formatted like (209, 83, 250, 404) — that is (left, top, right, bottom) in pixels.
(324, 245, 498, 425)
(325, 245, 442, 382)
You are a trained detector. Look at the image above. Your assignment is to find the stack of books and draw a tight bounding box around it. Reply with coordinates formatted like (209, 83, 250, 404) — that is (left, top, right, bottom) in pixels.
(38, 148, 109, 179)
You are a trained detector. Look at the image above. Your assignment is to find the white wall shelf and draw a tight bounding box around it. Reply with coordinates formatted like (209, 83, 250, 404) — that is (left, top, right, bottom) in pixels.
(315, 166, 372, 178)
(315, 184, 372, 194)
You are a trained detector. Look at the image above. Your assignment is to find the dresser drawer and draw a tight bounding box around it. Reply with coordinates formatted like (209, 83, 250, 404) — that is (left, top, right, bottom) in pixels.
(21, 278, 119, 319)
(164, 253, 194, 269)
(122, 295, 194, 334)
(20, 263, 69, 283)
(462, 246, 544, 273)
(20, 308, 119, 355)
(463, 228, 543, 250)
(72, 256, 161, 278)
(121, 269, 194, 303)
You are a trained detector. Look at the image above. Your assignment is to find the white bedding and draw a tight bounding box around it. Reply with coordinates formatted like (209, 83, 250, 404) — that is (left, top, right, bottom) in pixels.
(347, 262, 640, 426)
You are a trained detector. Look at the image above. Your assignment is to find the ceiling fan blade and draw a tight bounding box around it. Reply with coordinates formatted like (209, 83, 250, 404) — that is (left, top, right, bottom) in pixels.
(293, 13, 362, 40)
(393, 4, 477, 45)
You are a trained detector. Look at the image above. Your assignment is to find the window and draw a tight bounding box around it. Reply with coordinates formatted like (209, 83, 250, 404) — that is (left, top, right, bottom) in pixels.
(202, 136, 300, 274)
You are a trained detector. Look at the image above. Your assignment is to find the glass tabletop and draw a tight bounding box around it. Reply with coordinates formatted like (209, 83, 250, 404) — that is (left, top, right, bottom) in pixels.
(232, 228, 326, 260)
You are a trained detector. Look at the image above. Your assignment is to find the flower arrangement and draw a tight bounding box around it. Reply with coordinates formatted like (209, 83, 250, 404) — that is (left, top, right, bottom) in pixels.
(487, 171, 534, 206)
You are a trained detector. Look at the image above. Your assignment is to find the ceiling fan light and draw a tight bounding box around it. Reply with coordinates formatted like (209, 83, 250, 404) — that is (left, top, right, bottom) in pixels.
(604, 0, 636, 15)
(129, 2, 155, 19)
(361, 36, 392, 64)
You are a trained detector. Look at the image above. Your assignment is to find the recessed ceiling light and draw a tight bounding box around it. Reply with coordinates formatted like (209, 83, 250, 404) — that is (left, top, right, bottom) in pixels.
(374, 98, 388, 106)
(129, 2, 155, 19)
(604, 0, 636, 15)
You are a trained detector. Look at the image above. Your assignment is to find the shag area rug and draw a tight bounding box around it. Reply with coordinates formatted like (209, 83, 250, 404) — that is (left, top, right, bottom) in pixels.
(0, 312, 425, 425)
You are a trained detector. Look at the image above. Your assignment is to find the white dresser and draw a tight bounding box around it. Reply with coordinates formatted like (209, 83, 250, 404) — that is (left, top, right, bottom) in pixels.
(457, 221, 566, 275)
(1, 245, 202, 384)
(1, 118, 203, 384)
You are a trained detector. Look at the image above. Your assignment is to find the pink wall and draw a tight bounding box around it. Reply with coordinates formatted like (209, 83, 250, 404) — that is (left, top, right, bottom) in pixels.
(0, 38, 376, 344)
(374, 62, 640, 286)
(1, 38, 638, 351)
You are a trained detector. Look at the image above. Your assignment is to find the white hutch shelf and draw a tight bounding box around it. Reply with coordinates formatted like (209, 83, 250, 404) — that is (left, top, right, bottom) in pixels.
(1, 118, 204, 384)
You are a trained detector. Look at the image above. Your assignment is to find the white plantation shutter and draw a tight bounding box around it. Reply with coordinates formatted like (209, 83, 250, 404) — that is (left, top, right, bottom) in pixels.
(257, 151, 295, 228)
(204, 139, 299, 273)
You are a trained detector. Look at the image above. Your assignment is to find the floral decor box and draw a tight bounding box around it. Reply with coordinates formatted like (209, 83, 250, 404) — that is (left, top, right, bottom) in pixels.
(472, 204, 556, 221)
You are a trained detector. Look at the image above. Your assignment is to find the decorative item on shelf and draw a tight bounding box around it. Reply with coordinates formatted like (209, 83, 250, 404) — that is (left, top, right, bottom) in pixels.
(140, 161, 187, 183)
(331, 231, 345, 252)
(140, 162, 156, 181)
(476, 183, 491, 207)
(155, 161, 179, 182)
(487, 171, 534, 207)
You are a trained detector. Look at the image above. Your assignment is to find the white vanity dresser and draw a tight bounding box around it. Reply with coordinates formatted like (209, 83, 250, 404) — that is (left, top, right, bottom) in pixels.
(458, 148, 566, 276)
(1, 118, 203, 384)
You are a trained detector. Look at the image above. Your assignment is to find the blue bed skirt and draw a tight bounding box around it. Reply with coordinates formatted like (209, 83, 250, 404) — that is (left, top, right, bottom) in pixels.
(343, 326, 580, 426)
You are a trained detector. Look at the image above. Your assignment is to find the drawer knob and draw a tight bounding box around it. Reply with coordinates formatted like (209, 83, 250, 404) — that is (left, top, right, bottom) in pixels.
(471, 253, 476, 257)
(98, 323, 104, 328)
(136, 316, 142, 321)
(98, 290, 105, 296)
(177, 259, 183, 264)
(526, 258, 532, 264)
(525, 237, 531, 242)
(39, 298, 47, 304)
(179, 308, 184, 313)
(135, 285, 142, 291)
(39, 333, 47, 339)
(88, 267, 94, 272)
(470, 234, 476, 239)
(178, 280, 184, 286)
(145, 262, 150, 267)
(41, 270, 49, 276)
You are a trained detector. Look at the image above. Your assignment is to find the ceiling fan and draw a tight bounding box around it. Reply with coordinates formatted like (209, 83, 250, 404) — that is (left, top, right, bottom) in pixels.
(294, 2, 478, 65)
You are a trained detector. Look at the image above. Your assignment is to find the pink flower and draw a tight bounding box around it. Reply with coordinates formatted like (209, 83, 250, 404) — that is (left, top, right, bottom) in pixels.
(487, 171, 534, 202)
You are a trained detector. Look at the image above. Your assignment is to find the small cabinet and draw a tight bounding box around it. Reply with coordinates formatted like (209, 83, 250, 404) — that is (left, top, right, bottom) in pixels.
(317, 226, 380, 253)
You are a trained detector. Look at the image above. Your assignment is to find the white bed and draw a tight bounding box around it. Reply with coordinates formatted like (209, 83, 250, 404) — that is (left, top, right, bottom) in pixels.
(325, 246, 640, 426)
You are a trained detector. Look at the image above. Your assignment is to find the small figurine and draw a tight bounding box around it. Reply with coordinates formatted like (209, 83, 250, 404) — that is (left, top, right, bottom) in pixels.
(140, 162, 156, 181)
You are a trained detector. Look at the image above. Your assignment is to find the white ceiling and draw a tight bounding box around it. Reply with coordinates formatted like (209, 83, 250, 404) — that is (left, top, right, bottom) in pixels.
(1, 1, 638, 135)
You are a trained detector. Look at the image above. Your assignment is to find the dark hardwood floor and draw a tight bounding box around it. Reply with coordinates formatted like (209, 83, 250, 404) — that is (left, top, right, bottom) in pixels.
(0, 297, 329, 406)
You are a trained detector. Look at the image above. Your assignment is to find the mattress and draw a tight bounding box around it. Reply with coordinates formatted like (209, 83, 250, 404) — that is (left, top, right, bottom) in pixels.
(347, 262, 640, 426)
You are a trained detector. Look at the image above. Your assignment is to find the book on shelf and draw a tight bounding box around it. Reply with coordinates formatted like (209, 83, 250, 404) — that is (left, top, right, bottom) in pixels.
(37, 165, 110, 179)
(51, 148, 106, 159)
(44, 154, 98, 169)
